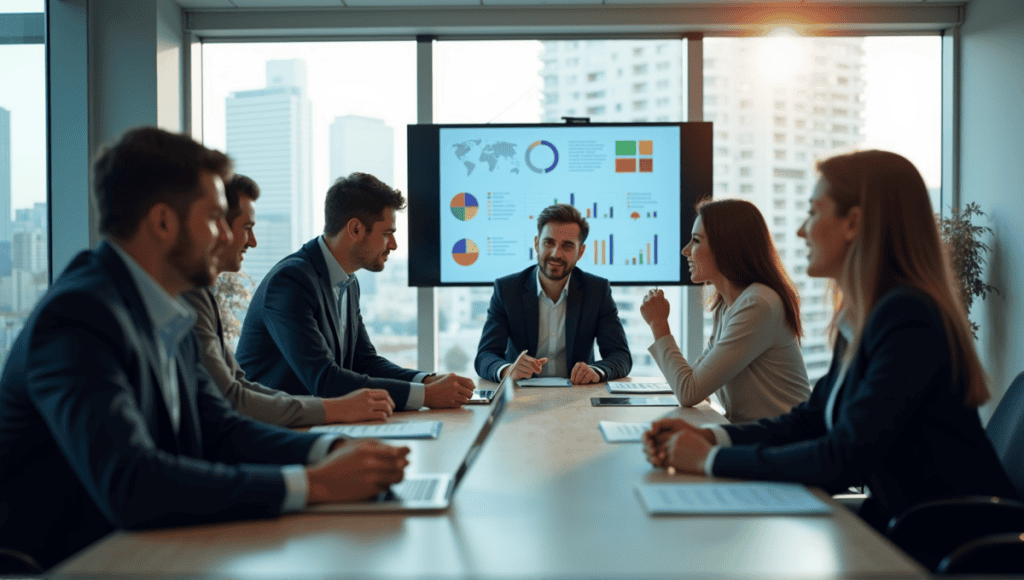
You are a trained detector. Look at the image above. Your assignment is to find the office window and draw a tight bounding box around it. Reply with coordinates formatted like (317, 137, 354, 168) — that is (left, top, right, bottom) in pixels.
(0, 2, 48, 374)
(537, 39, 686, 378)
(705, 35, 940, 381)
(202, 41, 419, 366)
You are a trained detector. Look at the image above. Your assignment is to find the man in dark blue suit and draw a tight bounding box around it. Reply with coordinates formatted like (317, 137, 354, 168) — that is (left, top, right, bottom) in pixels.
(236, 172, 475, 410)
(475, 204, 631, 384)
(0, 128, 409, 570)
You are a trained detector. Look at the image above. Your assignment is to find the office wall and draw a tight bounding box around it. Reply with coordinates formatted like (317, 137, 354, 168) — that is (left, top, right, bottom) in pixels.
(960, 0, 1024, 420)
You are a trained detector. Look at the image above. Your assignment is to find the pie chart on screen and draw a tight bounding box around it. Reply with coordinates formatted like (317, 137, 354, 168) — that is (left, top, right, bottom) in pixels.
(452, 239, 479, 266)
(450, 193, 479, 221)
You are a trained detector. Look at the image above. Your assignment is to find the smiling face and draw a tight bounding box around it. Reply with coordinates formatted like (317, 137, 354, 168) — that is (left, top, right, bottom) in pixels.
(353, 207, 398, 273)
(218, 195, 257, 274)
(168, 170, 230, 288)
(798, 178, 858, 279)
(681, 215, 719, 284)
(534, 222, 586, 282)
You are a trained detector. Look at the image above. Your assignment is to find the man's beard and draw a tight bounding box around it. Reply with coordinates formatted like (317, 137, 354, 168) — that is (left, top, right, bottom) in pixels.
(168, 230, 216, 287)
(538, 258, 571, 281)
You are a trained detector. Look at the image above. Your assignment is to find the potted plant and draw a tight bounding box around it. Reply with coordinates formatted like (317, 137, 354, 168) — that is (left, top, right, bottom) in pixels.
(936, 202, 1000, 338)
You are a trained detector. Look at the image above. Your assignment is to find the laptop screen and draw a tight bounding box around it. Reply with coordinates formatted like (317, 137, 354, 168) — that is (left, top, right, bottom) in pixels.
(450, 372, 514, 492)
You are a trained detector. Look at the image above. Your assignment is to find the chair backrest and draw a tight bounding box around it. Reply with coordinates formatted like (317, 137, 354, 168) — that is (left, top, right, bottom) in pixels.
(986, 371, 1024, 498)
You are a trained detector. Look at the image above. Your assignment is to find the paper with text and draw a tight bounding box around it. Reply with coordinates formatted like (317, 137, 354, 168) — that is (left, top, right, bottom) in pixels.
(636, 483, 831, 515)
(598, 421, 653, 443)
(310, 421, 443, 439)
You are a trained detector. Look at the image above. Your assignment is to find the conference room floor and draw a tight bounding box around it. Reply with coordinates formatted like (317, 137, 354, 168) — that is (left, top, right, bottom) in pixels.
(54, 378, 927, 579)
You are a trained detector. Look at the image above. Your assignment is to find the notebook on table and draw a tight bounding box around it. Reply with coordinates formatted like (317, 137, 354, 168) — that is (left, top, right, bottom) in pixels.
(305, 371, 514, 513)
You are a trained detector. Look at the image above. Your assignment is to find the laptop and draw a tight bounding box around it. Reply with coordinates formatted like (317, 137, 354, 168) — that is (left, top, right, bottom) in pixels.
(306, 370, 514, 513)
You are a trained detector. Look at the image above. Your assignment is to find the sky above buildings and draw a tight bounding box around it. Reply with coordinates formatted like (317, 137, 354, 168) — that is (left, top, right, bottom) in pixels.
(0, 0, 941, 223)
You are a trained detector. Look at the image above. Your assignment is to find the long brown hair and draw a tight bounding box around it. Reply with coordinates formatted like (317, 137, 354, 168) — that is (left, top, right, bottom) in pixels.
(698, 199, 803, 341)
(817, 150, 989, 406)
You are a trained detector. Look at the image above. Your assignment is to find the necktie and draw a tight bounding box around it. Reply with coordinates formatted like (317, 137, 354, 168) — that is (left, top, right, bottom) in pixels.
(337, 275, 355, 320)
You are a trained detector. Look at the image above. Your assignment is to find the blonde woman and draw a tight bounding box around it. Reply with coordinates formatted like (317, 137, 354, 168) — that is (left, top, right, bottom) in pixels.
(644, 150, 1018, 529)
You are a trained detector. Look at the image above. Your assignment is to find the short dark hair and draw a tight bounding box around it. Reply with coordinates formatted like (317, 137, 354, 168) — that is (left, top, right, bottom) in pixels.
(536, 203, 589, 244)
(94, 127, 232, 239)
(324, 172, 406, 236)
(225, 174, 261, 224)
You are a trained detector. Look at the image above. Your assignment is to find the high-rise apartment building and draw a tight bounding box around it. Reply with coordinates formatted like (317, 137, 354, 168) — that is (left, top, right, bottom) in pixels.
(0, 108, 13, 279)
(329, 115, 395, 185)
(538, 38, 866, 381)
(226, 59, 313, 284)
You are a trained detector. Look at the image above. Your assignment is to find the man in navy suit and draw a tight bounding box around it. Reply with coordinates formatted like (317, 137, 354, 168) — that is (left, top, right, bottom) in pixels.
(0, 128, 409, 570)
(475, 204, 631, 384)
(236, 172, 475, 410)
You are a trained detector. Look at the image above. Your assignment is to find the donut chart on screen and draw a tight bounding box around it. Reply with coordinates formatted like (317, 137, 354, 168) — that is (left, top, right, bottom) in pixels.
(452, 239, 479, 266)
(525, 140, 559, 174)
(450, 193, 479, 221)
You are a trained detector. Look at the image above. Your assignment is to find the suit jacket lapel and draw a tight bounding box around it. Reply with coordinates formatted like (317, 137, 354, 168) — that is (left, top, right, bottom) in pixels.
(302, 240, 345, 362)
(565, 272, 584, 364)
(175, 353, 202, 458)
(522, 270, 539, 356)
(96, 242, 183, 453)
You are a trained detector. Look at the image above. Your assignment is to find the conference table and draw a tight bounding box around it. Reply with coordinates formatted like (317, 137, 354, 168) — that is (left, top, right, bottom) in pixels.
(54, 377, 926, 579)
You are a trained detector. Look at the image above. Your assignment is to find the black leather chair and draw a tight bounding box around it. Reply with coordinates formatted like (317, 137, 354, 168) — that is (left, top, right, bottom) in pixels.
(886, 371, 1024, 574)
(0, 546, 43, 575)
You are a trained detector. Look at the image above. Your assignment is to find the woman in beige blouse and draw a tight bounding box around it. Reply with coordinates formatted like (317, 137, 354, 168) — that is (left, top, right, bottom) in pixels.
(640, 199, 810, 422)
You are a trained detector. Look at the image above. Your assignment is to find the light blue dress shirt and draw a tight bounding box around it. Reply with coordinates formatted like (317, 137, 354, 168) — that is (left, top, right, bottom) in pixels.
(110, 243, 335, 512)
(317, 236, 426, 410)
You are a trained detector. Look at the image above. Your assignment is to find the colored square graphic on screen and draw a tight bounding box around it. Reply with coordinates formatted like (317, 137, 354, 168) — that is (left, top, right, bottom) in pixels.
(639, 140, 653, 155)
(615, 158, 637, 173)
(639, 158, 653, 172)
(616, 141, 637, 155)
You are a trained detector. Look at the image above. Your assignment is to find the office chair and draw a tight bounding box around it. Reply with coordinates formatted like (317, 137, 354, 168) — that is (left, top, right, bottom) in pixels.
(886, 371, 1024, 574)
(0, 547, 43, 575)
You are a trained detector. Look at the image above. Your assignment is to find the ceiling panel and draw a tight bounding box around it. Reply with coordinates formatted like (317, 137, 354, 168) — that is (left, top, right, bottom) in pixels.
(179, 0, 966, 7)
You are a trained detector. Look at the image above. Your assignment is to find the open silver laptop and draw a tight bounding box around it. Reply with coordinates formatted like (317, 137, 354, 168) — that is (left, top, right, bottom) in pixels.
(306, 370, 515, 513)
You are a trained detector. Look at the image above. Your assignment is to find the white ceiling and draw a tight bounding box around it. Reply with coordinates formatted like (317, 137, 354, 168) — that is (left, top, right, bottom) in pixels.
(177, 0, 965, 8)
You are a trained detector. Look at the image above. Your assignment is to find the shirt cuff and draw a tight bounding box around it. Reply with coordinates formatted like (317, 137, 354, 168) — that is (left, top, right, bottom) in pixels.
(280, 465, 309, 512)
(702, 424, 733, 447)
(702, 446, 722, 477)
(306, 435, 341, 463)
(412, 372, 429, 383)
(497, 363, 512, 383)
(406, 382, 425, 410)
(591, 366, 606, 380)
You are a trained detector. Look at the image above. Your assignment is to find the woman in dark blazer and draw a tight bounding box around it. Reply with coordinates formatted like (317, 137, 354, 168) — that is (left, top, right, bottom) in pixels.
(643, 150, 1018, 530)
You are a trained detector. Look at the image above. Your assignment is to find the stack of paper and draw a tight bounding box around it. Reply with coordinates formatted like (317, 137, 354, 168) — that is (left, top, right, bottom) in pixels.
(310, 421, 443, 439)
(598, 421, 653, 443)
(606, 382, 673, 394)
(636, 482, 831, 515)
(518, 377, 572, 387)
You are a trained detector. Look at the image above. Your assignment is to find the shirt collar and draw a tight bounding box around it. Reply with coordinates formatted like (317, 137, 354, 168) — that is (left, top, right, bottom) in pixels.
(535, 265, 571, 302)
(317, 235, 351, 289)
(108, 241, 198, 349)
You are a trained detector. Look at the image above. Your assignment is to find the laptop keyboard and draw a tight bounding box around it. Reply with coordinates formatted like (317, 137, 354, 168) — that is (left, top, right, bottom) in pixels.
(394, 477, 439, 501)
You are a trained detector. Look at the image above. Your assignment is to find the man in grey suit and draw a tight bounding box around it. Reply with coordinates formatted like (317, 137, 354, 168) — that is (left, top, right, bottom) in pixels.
(182, 175, 396, 427)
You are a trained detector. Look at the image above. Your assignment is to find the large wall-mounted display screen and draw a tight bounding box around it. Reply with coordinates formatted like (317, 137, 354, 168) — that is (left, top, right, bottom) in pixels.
(408, 122, 711, 286)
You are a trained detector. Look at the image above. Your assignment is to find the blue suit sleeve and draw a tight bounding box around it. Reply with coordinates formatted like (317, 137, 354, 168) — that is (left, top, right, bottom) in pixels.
(27, 291, 295, 530)
(260, 264, 411, 406)
(712, 296, 945, 489)
(475, 281, 513, 382)
(591, 281, 632, 380)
